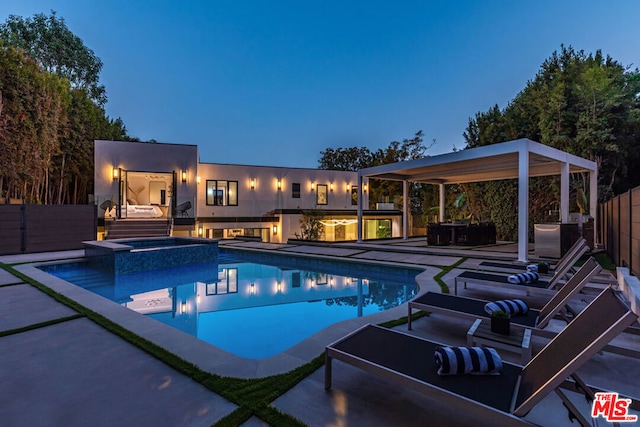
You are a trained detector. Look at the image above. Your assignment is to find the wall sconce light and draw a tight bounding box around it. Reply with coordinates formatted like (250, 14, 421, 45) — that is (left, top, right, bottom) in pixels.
(197, 175, 201, 184)
(330, 183, 334, 192)
(181, 170, 187, 183)
(250, 282, 255, 295)
(112, 167, 119, 180)
(310, 182, 315, 191)
(272, 225, 278, 235)
(346, 184, 351, 193)
(277, 281, 282, 293)
(198, 225, 203, 237)
(363, 183, 368, 193)
(250, 178, 255, 190)
(181, 301, 187, 314)
(276, 180, 282, 190)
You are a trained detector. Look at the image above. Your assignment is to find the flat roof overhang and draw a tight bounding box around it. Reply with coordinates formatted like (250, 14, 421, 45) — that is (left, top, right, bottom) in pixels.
(359, 139, 596, 184)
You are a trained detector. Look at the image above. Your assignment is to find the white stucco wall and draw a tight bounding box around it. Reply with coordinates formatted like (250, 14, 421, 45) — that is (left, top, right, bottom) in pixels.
(94, 140, 198, 215)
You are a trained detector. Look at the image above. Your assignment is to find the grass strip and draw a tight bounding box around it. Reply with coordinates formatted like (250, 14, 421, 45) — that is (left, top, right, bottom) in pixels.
(574, 252, 617, 271)
(0, 313, 85, 338)
(433, 257, 467, 293)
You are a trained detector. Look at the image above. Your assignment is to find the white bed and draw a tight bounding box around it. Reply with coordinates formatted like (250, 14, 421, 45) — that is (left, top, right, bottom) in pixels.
(106, 203, 164, 218)
(123, 203, 164, 218)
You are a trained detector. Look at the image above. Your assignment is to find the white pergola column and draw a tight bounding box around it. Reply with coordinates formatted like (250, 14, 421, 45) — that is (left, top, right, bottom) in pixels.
(560, 162, 569, 223)
(357, 173, 363, 242)
(403, 180, 409, 239)
(439, 183, 445, 223)
(518, 148, 529, 262)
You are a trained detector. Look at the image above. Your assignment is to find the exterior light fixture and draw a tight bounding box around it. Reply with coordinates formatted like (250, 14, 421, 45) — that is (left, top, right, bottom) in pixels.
(197, 175, 201, 184)
(112, 167, 119, 180)
(250, 178, 255, 190)
(181, 301, 187, 314)
(276, 179, 282, 190)
(198, 225, 203, 237)
(250, 282, 255, 295)
(273, 225, 278, 235)
(330, 183, 334, 192)
(311, 182, 315, 191)
(277, 281, 282, 293)
(363, 183, 368, 193)
(346, 184, 350, 192)
(181, 170, 187, 183)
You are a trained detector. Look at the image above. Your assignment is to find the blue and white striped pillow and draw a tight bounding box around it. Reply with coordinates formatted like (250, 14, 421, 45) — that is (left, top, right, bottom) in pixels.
(434, 346, 503, 375)
(507, 272, 540, 284)
(484, 299, 529, 315)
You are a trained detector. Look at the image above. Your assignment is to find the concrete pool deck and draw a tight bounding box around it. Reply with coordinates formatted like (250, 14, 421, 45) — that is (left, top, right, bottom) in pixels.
(1, 239, 639, 426)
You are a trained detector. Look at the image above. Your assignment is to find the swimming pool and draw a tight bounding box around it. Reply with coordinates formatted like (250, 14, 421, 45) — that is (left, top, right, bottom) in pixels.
(40, 248, 420, 359)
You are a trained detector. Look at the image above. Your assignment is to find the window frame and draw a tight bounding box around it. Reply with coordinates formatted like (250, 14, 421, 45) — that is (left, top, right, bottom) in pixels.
(292, 182, 301, 198)
(206, 180, 238, 206)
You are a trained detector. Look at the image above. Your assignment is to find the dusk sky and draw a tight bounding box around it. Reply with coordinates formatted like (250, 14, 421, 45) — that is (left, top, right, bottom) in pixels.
(2, 1, 639, 168)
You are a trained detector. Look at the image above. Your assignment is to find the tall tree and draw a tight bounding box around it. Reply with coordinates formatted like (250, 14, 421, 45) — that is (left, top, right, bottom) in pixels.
(462, 45, 640, 240)
(0, 11, 106, 106)
(319, 131, 436, 213)
(1, 11, 134, 204)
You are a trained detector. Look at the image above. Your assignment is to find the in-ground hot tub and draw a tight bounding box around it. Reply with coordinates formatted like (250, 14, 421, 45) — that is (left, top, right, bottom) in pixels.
(83, 237, 218, 275)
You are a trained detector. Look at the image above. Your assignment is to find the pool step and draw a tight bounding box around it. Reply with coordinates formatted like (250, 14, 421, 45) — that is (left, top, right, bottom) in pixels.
(105, 220, 171, 240)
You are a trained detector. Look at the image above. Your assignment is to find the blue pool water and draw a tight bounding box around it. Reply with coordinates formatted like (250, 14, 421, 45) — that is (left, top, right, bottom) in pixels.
(41, 248, 420, 359)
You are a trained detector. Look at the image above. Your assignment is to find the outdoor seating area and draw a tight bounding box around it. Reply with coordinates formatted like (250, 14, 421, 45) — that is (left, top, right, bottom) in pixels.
(326, 288, 638, 426)
(427, 221, 497, 246)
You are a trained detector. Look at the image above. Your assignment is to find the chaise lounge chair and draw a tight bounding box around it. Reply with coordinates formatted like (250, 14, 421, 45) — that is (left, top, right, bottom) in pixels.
(325, 288, 637, 426)
(408, 257, 602, 339)
(477, 237, 588, 276)
(453, 246, 592, 296)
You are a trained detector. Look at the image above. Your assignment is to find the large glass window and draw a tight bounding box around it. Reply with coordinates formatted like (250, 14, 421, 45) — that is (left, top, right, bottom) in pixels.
(206, 180, 238, 206)
(316, 184, 328, 205)
(292, 183, 300, 198)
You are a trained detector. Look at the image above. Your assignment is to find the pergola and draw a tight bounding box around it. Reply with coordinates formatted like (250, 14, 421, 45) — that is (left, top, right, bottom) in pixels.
(356, 139, 598, 262)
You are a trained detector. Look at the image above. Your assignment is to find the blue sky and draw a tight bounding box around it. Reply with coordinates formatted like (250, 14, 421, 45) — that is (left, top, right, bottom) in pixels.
(2, 1, 639, 168)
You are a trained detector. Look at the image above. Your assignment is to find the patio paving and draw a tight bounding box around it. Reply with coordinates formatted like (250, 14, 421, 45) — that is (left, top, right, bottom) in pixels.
(0, 239, 638, 426)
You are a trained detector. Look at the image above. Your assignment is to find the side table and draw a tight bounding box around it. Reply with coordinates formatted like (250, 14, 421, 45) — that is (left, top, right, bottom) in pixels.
(467, 318, 532, 364)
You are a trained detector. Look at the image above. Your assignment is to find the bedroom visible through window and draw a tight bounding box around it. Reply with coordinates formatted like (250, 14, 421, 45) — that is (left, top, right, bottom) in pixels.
(206, 180, 238, 206)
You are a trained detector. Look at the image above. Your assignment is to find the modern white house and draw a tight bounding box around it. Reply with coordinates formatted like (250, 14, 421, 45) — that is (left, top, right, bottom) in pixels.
(94, 140, 402, 242)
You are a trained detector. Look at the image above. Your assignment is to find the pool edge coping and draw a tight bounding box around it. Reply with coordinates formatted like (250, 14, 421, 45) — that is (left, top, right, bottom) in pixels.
(14, 249, 439, 379)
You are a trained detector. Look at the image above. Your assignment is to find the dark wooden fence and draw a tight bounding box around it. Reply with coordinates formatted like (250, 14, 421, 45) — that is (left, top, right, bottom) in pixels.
(599, 186, 640, 277)
(0, 205, 96, 255)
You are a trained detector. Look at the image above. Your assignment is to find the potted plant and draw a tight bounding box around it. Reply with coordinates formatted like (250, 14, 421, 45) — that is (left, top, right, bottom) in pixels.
(490, 310, 510, 335)
(537, 262, 549, 274)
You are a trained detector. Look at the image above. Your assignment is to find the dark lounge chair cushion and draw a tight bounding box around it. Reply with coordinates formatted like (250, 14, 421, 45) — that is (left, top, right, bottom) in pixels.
(484, 299, 529, 315)
(435, 346, 503, 375)
(457, 271, 549, 289)
(412, 292, 540, 327)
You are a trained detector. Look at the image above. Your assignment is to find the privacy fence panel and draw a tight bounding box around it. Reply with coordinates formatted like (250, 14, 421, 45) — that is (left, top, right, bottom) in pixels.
(599, 187, 639, 276)
(0, 205, 96, 255)
(619, 192, 631, 270)
(633, 187, 640, 277)
(0, 206, 23, 255)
